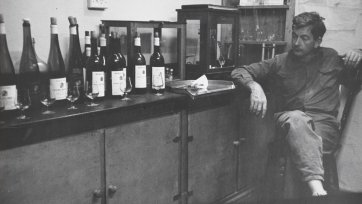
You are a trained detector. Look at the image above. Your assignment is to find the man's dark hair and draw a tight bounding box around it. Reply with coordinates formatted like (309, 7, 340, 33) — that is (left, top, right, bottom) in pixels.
(292, 12, 326, 40)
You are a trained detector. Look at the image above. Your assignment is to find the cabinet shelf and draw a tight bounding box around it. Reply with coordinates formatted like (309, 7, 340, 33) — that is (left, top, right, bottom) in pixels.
(238, 5, 289, 9)
(181, 4, 239, 11)
(239, 40, 287, 45)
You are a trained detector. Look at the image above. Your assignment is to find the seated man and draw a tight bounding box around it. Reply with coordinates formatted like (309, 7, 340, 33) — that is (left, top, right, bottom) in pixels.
(231, 12, 362, 196)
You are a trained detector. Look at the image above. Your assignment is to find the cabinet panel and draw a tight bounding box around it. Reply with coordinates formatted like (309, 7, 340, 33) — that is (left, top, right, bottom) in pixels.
(188, 103, 239, 204)
(0, 130, 103, 204)
(105, 114, 180, 204)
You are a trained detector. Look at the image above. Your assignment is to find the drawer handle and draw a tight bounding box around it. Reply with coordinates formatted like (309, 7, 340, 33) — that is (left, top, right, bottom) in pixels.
(93, 189, 103, 198)
(108, 185, 118, 193)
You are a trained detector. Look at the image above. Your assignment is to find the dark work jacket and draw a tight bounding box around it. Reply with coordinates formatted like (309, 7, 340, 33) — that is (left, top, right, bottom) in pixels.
(231, 47, 347, 117)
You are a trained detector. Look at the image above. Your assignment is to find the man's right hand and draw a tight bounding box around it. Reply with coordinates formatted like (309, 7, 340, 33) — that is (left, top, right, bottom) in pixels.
(246, 81, 267, 118)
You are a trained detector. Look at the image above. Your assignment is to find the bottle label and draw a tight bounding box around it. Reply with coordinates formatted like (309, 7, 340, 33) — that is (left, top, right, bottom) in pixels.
(134, 37, 141, 46)
(0, 85, 17, 110)
(85, 47, 91, 57)
(135, 65, 147, 88)
(152, 67, 165, 89)
(70, 26, 76, 35)
(85, 36, 91, 45)
(0, 23, 5, 34)
(92, 72, 105, 97)
(111, 69, 126, 95)
(50, 77, 67, 100)
(154, 37, 160, 46)
(50, 25, 58, 34)
(100, 37, 106, 47)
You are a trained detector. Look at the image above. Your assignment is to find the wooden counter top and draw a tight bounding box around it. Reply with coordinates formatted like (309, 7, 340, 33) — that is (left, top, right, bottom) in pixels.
(0, 89, 237, 150)
(0, 92, 187, 149)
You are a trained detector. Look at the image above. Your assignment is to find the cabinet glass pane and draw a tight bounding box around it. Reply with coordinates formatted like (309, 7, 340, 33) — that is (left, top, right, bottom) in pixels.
(136, 28, 154, 65)
(162, 28, 179, 79)
(212, 23, 234, 69)
(239, 9, 285, 42)
(109, 27, 128, 65)
(185, 20, 200, 65)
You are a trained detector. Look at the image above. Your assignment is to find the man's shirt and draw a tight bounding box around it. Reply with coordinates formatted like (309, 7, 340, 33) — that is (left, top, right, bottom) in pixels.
(231, 47, 346, 116)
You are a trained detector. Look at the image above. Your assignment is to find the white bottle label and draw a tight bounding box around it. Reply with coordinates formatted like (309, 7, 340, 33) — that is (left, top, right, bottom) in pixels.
(85, 47, 91, 57)
(152, 67, 165, 89)
(135, 37, 141, 46)
(50, 25, 58, 34)
(100, 37, 106, 47)
(70, 26, 76, 35)
(135, 65, 147, 88)
(85, 36, 91, 45)
(0, 85, 17, 110)
(154, 37, 160, 46)
(92, 72, 105, 97)
(50, 77, 67, 100)
(111, 69, 126, 96)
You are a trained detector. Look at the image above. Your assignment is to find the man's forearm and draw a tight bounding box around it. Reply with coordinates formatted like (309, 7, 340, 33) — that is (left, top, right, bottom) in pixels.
(230, 67, 255, 88)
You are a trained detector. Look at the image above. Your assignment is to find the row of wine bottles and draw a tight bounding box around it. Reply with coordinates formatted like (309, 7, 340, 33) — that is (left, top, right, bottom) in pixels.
(0, 14, 167, 111)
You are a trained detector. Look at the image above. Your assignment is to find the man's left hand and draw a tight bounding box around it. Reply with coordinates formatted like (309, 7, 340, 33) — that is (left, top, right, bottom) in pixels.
(342, 49, 362, 68)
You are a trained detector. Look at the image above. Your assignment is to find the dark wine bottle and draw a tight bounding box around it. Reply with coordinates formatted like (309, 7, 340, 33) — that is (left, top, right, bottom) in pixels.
(86, 31, 105, 98)
(132, 33, 147, 94)
(107, 32, 127, 98)
(150, 32, 165, 94)
(47, 17, 67, 101)
(82, 31, 91, 92)
(19, 18, 41, 110)
(0, 14, 17, 111)
(82, 31, 91, 65)
(67, 16, 84, 102)
(98, 32, 107, 98)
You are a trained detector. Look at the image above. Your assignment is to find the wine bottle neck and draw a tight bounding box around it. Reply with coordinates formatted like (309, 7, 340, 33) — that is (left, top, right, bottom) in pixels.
(50, 33, 60, 48)
(72, 26, 82, 55)
(22, 24, 33, 50)
(154, 45, 160, 53)
(109, 38, 118, 54)
(135, 45, 142, 53)
(91, 38, 98, 56)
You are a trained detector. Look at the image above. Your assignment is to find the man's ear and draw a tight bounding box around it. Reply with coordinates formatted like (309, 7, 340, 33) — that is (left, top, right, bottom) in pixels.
(314, 36, 322, 48)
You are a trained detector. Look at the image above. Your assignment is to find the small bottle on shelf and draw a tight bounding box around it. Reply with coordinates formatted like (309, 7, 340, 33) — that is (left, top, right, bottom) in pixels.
(0, 14, 17, 111)
(165, 67, 170, 82)
(169, 68, 174, 81)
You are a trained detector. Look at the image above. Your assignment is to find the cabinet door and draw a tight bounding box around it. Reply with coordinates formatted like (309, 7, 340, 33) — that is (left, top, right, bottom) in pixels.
(105, 114, 180, 204)
(188, 102, 239, 204)
(0, 130, 103, 204)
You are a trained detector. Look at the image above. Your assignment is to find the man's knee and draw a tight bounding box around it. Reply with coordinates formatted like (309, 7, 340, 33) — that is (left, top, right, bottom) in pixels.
(275, 110, 314, 130)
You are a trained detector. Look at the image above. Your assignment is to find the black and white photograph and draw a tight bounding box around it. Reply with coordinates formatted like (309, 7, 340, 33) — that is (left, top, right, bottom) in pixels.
(0, 0, 362, 203)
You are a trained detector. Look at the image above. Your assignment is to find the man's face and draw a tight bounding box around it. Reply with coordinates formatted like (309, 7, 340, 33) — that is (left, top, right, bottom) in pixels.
(292, 25, 321, 57)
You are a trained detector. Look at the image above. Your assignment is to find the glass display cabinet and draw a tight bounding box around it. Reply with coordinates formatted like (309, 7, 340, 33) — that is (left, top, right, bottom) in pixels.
(177, 2, 294, 80)
(238, 4, 292, 65)
(101, 20, 186, 80)
(177, 5, 240, 80)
